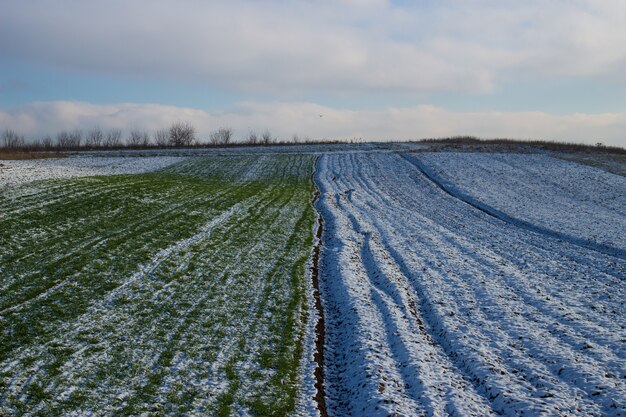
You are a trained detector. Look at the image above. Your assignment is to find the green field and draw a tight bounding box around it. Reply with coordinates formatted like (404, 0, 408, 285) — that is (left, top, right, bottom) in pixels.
(0, 155, 316, 416)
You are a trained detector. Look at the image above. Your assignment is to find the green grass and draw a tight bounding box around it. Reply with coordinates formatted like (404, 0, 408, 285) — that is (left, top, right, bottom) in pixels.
(0, 155, 316, 416)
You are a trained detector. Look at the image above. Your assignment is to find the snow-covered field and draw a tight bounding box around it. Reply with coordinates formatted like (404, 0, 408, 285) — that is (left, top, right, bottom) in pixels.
(558, 152, 626, 177)
(2, 148, 625, 416)
(414, 152, 626, 254)
(0, 156, 184, 186)
(316, 152, 625, 416)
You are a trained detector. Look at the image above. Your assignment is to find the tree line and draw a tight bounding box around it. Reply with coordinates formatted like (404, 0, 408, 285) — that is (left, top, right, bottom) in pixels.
(0, 122, 327, 151)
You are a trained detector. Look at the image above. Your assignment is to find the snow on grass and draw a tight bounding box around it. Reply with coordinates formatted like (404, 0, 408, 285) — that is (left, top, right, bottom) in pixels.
(0, 154, 317, 416)
(0, 156, 185, 187)
(315, 152, 626, 416)
(413, 152, 626, 254)
(4, 147, 624, 416)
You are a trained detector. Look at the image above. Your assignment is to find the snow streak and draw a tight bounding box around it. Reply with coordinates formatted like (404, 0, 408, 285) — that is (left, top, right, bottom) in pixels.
(0, 155, 317, 416)
(0, 156, 184, 186)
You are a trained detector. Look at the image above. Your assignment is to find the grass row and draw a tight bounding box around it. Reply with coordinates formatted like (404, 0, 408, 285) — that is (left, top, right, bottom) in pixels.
(0, 155, 316, 416)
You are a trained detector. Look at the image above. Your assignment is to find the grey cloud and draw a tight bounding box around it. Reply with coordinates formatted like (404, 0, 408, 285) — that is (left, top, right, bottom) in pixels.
(2, 1, 624, 96)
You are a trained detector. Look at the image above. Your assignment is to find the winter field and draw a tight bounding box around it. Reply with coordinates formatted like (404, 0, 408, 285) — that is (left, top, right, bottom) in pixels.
(1, 146, 625, 416)
(316, 152, 625, 416)
(1, 155, 318, 416)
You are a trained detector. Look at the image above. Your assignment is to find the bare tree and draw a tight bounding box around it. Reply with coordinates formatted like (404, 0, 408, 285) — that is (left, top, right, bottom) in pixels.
(56, 130, 79, 148)
(30, 138, 42, 149)
(41, 135, 53, 149)
(126, 129, 150, 147)
(246, 131, 258, 145)
(291, 134, 300, 144)
(168, 121, 195, 147)
(221, 127, 233, 145)
(85, 127, 104, 148)
(261, 130, 274, 146)
(56, 131, 68, 147)
(209, 131, 220, 146)
(209, 127, 233, 146)
(2, 129, 25, 149)
(64, 130, 82, 148)
(154, 129, 169, 147)
(104, 128, 123, 148)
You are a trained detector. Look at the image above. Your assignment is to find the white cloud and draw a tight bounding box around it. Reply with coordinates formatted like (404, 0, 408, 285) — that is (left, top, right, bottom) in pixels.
(2, 1, 625, 95)
(1, 100, 624, 147)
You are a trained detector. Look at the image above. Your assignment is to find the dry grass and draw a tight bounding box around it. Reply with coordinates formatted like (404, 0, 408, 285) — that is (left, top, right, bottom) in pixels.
(0, 151, 64, 160)
(418, 136, 626, 154)
(556, 153, 626, 176)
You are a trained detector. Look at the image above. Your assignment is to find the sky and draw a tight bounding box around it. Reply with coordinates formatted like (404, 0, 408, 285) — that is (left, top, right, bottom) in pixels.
(1, 0, 626, 146)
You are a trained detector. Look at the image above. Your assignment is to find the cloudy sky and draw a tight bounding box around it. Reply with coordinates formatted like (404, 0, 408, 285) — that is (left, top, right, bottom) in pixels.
(1, 0, 626, 145)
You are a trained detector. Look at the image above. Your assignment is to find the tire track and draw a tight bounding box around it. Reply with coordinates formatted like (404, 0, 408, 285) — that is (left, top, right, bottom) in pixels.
(334, 179, 496, 415)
